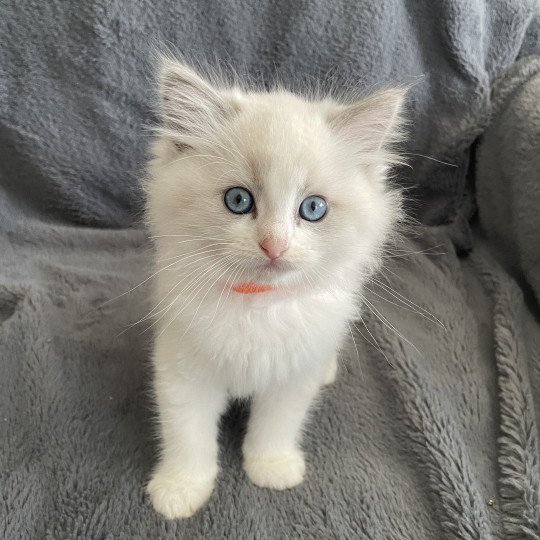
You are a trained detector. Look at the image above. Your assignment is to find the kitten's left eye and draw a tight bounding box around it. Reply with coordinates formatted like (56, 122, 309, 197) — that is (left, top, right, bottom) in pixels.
(299, 195, 327, 222)
(224, 187, 254, 214)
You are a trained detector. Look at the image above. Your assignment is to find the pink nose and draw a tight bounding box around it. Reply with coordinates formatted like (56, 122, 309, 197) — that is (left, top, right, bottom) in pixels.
(259, 238, 289, 260)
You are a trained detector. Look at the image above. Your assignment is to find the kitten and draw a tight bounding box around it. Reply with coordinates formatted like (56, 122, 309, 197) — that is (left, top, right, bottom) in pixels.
(145, 55, 405, 519)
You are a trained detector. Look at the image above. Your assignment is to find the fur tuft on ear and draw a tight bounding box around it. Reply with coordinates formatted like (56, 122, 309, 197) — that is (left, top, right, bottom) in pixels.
(156, 56, 233, 149)
(328, 88, 408, 162)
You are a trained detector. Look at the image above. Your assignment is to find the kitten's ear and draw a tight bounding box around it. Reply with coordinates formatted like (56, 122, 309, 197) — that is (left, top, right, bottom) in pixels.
(328, 88, 407, 155)
(157, 57, 234, 149)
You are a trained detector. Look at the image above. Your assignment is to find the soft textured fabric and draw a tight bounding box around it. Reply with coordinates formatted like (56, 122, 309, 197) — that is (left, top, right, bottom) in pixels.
(1, 1, 540, 538)
(473, 56, 540, 538)
(476, 55, 540, 304)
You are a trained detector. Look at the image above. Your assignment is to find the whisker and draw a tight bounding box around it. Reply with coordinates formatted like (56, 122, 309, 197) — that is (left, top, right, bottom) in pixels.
(346, 322, 362, 376)
(381, 244, 447, 259)
(401, 152, 458, 167)
(180, 258, 242, 338)
(364, 285, 444, 329)
(362, 297, 422, 356)
(352, 317, 394, 369)
(116, 258, 225, 337)
(163, 252, 240, 324)
(370, 277, 445, 329)
(156, 244, 230, 264)
(154, 260, 231, 337)
(100, 256, 192, 307)
(134, 253, 229, 325)
(209, 260, 243, 325)
(150, 234, 231, 242)
(218, 259, 250, 312)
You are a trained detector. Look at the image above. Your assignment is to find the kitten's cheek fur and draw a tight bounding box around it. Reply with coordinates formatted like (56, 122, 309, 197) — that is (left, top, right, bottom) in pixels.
(322, 353, 338, 385)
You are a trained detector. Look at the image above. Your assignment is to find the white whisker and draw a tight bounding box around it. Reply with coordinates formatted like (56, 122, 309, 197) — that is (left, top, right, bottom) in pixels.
(370, 277, 445, 329)
(364, 284, 444, 329)
(362, 297, 422, 356)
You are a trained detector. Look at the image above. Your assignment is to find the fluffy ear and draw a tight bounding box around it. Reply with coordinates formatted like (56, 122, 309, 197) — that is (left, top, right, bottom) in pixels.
(328, 88, 407, 156)
(157, 57, 233, 149)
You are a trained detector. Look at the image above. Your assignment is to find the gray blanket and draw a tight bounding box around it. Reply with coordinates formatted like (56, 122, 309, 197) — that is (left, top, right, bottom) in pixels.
(1, 1, 540, 538)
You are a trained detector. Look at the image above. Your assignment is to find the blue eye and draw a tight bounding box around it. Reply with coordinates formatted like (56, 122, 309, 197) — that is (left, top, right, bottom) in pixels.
(224, 187, 254, 214)
(299, 195, 327, 222)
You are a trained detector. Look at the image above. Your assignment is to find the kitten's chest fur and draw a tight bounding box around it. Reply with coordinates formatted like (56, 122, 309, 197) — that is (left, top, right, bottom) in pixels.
(174, 288, 357, 396)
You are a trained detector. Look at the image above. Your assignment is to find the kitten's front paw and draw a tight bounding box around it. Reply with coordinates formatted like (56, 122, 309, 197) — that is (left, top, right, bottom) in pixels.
(147, 471, 214, 519)
(244, 450, 305, 490)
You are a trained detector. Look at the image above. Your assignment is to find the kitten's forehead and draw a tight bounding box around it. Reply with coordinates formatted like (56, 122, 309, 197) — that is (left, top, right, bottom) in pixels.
(231, 93, 330, 199)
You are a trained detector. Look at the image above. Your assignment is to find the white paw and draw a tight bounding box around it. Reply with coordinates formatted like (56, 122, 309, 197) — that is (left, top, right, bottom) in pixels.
(243, 450, 306, 490)
(147, 470, 214, 519)
(322, 355, 338, 385)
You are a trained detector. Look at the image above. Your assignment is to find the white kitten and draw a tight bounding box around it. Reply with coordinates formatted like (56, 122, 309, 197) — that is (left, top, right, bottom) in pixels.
(144, 56, 405, 519)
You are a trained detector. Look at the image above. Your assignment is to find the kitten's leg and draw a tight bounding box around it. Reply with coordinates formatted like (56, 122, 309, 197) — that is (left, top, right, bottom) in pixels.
(322, 353, 338, 385)
(243, 375, 322, 490)
(147, 353, 227, 519)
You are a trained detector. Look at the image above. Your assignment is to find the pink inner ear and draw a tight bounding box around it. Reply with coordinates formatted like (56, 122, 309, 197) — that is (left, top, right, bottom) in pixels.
(259, 237, 289, 260)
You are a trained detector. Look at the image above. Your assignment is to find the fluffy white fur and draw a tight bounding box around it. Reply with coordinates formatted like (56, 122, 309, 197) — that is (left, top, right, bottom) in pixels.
(145, 56, 406, 519)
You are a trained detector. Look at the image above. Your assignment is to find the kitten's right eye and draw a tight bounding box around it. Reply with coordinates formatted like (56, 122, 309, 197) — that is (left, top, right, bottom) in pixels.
(224, 187, 254, 214)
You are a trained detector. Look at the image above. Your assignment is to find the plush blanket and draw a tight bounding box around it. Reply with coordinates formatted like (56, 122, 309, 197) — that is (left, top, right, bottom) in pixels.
(1, 1, 539, 538)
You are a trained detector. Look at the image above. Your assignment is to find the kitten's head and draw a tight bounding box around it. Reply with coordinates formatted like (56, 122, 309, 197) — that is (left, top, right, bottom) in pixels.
(146, 57, 406, 293)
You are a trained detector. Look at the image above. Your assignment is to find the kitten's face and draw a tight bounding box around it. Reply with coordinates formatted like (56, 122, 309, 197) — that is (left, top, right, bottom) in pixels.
(146, 58, 404, 292)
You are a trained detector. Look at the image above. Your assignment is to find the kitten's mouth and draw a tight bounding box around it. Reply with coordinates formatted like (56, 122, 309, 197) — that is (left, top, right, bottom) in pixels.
(256, 258, 296, 278)
(228, 259, 295, 293)
(225, 258, 298, 295)
(262, 259, 287, 270)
